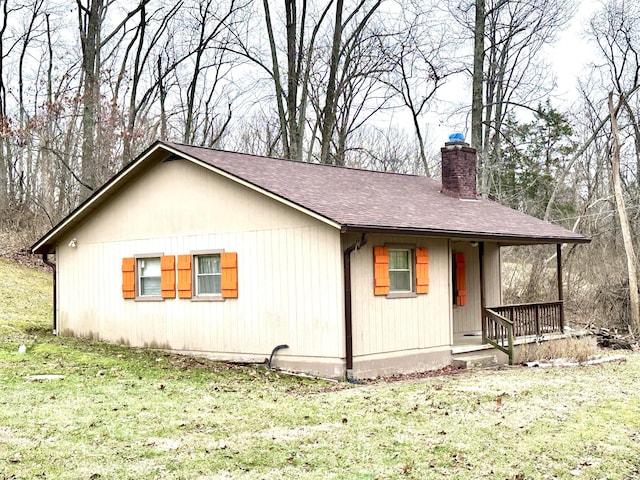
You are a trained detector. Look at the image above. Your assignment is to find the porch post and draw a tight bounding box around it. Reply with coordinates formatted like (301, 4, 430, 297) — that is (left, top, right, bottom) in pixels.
(479, 241, 487, 343)
(556, 243, 565, 331)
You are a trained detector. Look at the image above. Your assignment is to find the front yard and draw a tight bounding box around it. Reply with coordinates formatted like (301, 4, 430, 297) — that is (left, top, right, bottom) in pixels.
(1, 258, 639, 479)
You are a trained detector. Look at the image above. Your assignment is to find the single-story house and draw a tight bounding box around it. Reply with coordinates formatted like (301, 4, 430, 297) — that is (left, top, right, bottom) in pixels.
(32, 139, 589, 379)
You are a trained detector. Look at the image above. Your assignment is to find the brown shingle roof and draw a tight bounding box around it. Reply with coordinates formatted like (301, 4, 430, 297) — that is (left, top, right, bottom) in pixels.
(31, 140, 589, 253)
(167, 142, 588, 244)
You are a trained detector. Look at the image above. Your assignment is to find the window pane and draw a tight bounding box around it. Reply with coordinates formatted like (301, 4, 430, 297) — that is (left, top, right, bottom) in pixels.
(141, 257, 160, 276)
(198, 255, 220, 274)
(141, 276, 161, 296)
(390, 271, 410, 291)
(390, 250, 409, 269)
(138, 257, 161, 296)
(199, 275, 221, 295)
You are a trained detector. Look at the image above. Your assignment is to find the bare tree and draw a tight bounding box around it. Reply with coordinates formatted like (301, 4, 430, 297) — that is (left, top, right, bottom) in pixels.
(117, 1, 183, 162)
(255, 0, 334, 160)
(229, 0, 385, 163)
(330, 33, 392, 166)
(76, 0, 148, 198)
(455, 0, 575, 193)
(346, 124, 420, 173)
(317, 0, 383, 165)
(609, 92, 640, 332)
(221, 0, 336, 159)
(379, 2, 460, 176)
(587, 0, 640, 332)
(180, 0, 242, 147)
(471, 0, 485, 152)
(0, 0, 15, 214)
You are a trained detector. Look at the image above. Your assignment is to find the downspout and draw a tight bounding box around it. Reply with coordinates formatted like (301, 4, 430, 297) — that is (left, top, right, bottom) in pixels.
(343, 233, 368, 380)
(268, 344, 289, 370)
(42, 253, 57, 335)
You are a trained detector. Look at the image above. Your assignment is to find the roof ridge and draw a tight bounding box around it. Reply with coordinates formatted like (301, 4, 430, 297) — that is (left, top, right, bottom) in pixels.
(163, 140, 425, 179)
(31, 139, 589, 255)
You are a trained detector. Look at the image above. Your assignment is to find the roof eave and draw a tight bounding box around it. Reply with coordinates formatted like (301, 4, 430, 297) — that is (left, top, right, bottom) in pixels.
(31, 140, 168, 254)
(339, 224, 591, 245)
(31, 141, 342, 255)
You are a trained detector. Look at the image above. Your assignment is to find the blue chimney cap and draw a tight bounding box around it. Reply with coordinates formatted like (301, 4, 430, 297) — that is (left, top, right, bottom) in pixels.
(448, 132, 465, 143)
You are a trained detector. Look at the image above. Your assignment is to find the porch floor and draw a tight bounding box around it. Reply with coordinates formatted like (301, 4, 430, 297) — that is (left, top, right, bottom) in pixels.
(452, 332, 489, 355)
(452, 331, 572, 355)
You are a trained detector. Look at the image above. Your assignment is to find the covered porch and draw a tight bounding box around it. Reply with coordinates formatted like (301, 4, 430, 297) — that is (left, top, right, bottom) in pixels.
(453, 243, 568, 365)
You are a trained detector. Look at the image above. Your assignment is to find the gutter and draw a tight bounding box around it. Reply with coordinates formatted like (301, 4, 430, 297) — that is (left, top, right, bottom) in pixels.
(42, 254, 57, 335)
(343, 233, 367, 380)
(340, 225, 590, 245)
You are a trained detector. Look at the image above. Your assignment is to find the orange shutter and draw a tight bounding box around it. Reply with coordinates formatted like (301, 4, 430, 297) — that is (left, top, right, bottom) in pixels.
(160, 255, 176, 299)
(221, 252, 238, 298)
(373, 246, 390, 295)
(177, 254, 192, 299)
(122, 257, 135, 299)
(455, 252, 466, 306)
(415, 248, 430, 294)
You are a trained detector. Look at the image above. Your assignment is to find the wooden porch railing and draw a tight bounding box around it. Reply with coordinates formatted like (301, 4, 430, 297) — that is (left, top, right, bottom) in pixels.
(484, 301, 564, 365)
(489, 301, 564, 337)
(485, 308, 514, 365)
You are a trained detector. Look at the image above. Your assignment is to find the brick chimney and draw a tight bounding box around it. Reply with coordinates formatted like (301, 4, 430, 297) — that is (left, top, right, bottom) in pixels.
(440, 134, 477, 200)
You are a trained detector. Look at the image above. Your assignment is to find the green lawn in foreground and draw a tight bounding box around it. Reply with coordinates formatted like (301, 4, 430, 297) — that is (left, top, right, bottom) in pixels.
(1, 258, 640, 479)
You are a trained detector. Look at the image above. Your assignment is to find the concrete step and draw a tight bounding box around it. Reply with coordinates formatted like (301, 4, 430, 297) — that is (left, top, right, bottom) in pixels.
(452, 353, 499, 370)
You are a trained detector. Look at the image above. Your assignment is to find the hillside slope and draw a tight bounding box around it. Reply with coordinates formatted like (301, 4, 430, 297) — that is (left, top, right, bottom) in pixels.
(0, 257, 53, 341)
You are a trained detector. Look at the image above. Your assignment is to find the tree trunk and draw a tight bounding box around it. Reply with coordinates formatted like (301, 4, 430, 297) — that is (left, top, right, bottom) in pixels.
(471, 0, 485, 164)
(319, 0, 343, 165)
(78, 0, 102, 199)
(262, 0, 290, 158)
(412, 111, 430, 177)
(123, 2, 146, 162)
(0, 0, 10, 213)
(622, 100, 640, 193)
(285, 0, 300, 160)
(158, 57, 167, 141)
(609, 92, 640, 333)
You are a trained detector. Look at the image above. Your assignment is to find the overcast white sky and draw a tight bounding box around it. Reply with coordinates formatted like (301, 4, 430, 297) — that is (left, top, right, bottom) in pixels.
(547, 1, 599, 102)
(424, 1, 601, 146)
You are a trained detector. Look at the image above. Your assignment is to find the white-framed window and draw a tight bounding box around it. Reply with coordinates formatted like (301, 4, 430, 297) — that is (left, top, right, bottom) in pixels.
(137, 257, 161, 297)
(195, 254, 221, 296)
(389, 248, 412, 292)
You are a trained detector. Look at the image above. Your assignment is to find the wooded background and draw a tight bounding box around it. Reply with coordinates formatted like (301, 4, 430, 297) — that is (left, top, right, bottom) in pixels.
(0, 0, 638, 332)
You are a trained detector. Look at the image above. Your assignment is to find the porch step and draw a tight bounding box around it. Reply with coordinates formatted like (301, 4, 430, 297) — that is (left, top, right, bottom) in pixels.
(452, 353, 499, 370)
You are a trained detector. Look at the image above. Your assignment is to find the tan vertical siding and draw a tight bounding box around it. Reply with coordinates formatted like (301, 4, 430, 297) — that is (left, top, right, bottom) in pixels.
(55, 159, 344, 376)
(349, 235, 451, 359)
(483, 242, 502, 307)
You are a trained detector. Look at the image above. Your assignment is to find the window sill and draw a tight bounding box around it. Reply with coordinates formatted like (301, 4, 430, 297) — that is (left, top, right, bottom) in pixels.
(386, 292, 417, 299)
(135, 296, 164, 302)
(191, 296, 225, 302)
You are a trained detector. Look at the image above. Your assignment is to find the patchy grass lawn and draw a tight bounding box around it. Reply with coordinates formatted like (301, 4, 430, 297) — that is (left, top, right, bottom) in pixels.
(2, 258, 640, 479)
(0, 258, 52, 338)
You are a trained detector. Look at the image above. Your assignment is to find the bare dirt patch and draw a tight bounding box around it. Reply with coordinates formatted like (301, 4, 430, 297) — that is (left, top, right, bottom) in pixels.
(1, 250, 51, 272)
(364, 364, 466, 383)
